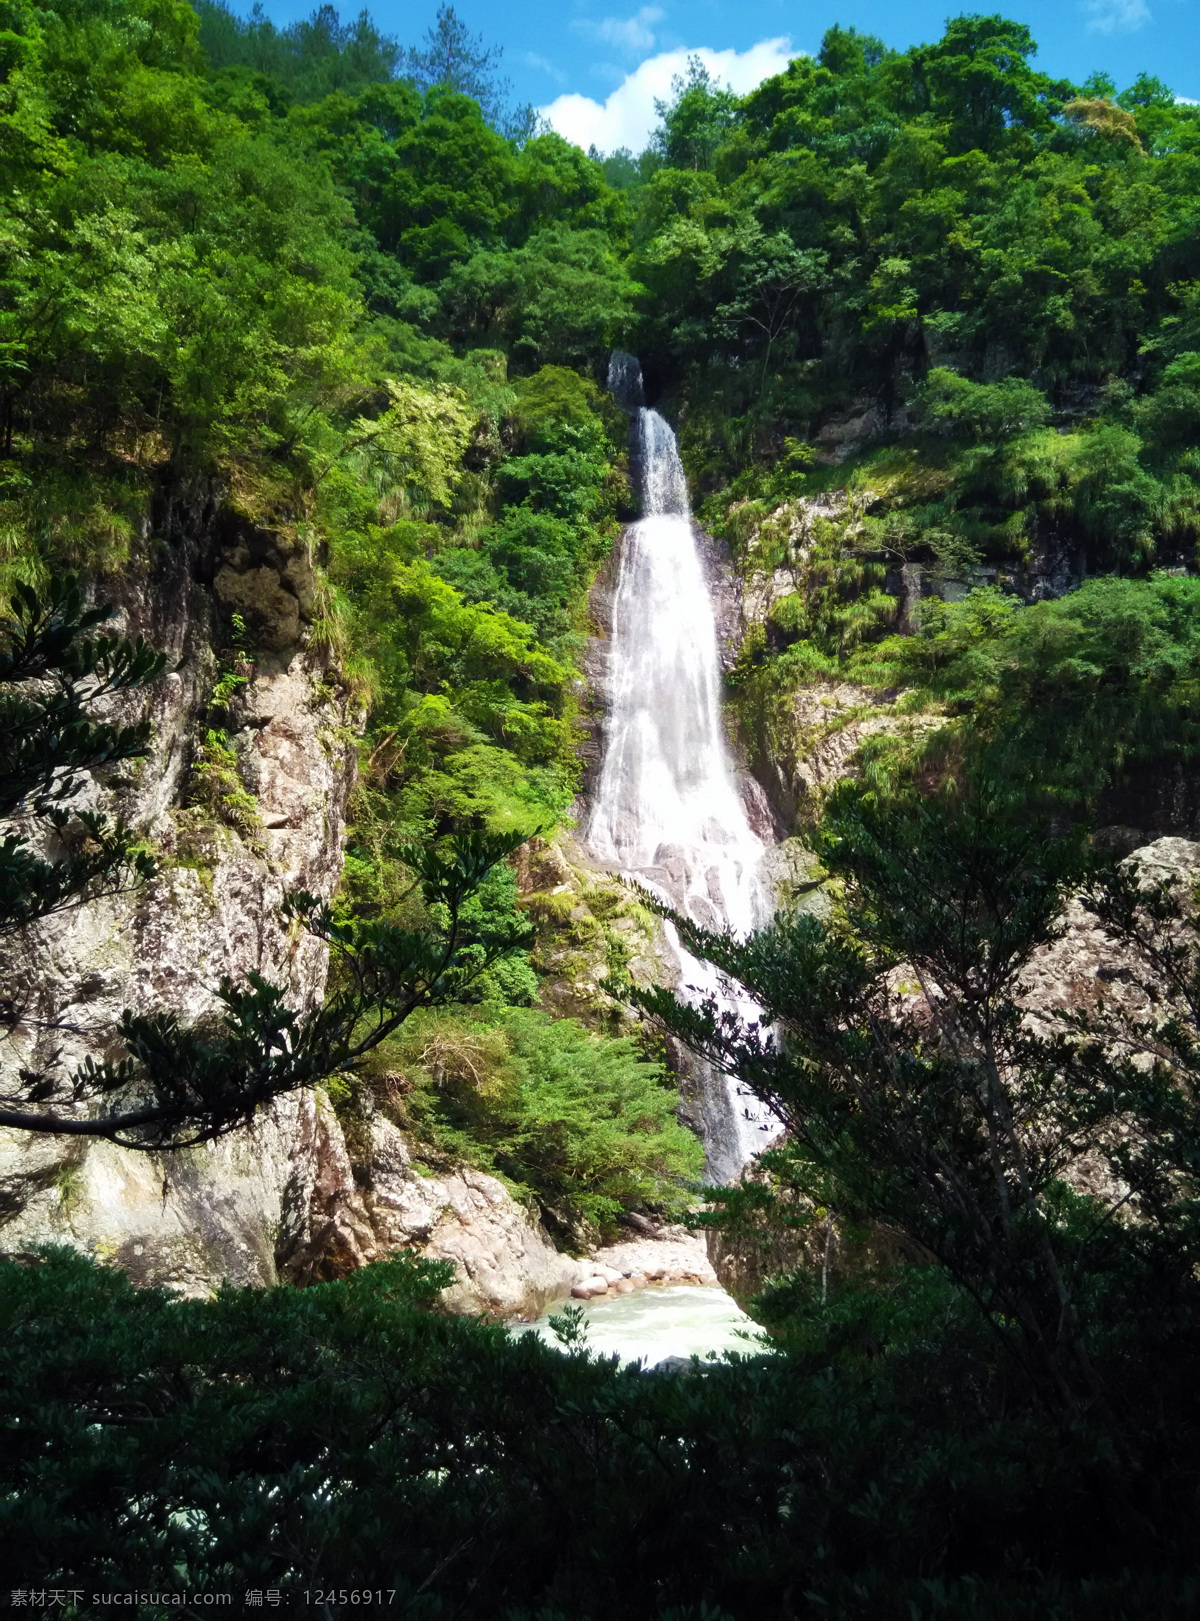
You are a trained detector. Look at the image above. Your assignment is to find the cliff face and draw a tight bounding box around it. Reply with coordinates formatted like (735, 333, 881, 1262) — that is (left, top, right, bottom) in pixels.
(721, 488, 1111, 837)
(0, 503, 576, 1317)
(0, 500, 356, 1290)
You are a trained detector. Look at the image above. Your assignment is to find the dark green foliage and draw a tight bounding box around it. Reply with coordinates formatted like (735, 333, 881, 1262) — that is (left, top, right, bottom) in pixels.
(0, 576, 164, 938)
(194, 0, 402, 104)
(1137, 351, 1200, 450)
(915, 368, 1052, 442)
(326, 359, 623, 856)
(329, 532, 578, 837)
(914, 15, 1072, 154)
(0, 576, 166, 817)
(5, 1245, 1200, 1615)
(650, 56, 740, 173)
(432, 509, 579, 647)
(2, 28, 365, 481)
(624, 779, 1200, 1497)
(404, 2, 509, 126)
(624, 11, 1200, 588)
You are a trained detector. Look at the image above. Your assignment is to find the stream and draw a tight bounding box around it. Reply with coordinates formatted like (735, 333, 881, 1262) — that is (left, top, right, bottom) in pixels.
(521, 1285, 765, 1368)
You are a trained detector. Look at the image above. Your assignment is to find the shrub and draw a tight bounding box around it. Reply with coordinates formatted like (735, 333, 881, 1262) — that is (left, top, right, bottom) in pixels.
(376, 1005, 704, 1237)
(915, 368, 1052, 443)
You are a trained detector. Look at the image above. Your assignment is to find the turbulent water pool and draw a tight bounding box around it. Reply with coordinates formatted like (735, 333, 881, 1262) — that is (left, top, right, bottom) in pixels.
(518, 1285, 767, 1369)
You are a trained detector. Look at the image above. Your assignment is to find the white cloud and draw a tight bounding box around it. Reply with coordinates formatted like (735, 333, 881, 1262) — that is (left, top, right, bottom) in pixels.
(1084, 0, 1150, 32)
(539, 38, 794, 155)
(574, 8, 665, 54)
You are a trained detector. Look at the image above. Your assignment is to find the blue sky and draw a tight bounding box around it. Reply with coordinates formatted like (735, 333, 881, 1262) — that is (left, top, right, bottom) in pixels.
(252, 0, 1200, 150)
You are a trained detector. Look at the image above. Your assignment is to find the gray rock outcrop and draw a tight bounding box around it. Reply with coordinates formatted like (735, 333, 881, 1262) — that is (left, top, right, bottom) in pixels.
(362, 1118, 578, 1316)
(0, 528, 576, 1319)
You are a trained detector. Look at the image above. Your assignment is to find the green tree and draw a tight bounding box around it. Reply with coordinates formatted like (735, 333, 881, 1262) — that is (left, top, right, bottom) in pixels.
(629, 782, 1200, 1448)
(385, 1005, 704, 1234)
(917, 15, 1071, 154)
(405, 2, 508, 125)
(0, 576, 165, 936)
(651, 55, 739, 172)
(194, 0, 403, 102)
(915, 366, 1051, 441)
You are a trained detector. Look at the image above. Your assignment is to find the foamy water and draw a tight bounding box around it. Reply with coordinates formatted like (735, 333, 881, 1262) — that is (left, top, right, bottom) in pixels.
(587, 356, 778, 1181)
(519, 1284, 767, 1367)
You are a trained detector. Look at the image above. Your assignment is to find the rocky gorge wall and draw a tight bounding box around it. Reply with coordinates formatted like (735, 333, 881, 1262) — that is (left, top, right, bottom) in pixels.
(14, 474, 1175, 1325)
(720, 483, 1200, 843)
(0, 500, 582, 1318)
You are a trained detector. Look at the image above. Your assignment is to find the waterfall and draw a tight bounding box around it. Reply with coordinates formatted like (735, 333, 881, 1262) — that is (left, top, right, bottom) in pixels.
(587, 355, 777, 1183)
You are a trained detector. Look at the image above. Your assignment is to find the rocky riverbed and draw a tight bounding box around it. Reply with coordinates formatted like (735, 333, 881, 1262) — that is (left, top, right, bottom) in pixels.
(534, 1228, 718, 1313)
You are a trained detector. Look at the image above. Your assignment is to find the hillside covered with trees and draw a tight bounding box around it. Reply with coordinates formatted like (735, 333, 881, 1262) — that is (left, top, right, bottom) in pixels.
(4, 0, 1200, 1612)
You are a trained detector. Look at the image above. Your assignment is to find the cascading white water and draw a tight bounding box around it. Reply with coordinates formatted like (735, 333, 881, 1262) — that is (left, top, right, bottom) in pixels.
(587, 355, 777, 1183)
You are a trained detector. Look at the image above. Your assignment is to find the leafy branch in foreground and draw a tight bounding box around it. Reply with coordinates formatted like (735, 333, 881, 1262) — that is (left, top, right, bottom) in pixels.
(0, 576, 167, 937)
(0, 576, 534, 1148)
(1066, 860, 1200, 1255)
(1, 828, 533, 1149)
(620, 782, 1200, 1443)
(0, 576, 168, 816)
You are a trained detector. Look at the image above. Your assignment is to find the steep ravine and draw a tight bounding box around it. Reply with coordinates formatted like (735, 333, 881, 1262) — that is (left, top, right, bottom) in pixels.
(0, 503, 582, 1317)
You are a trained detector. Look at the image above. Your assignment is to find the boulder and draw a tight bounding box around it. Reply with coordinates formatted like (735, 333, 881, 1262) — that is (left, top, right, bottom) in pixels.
(586, 1230, 718, 1288)
(365, 1120, 577, 1318)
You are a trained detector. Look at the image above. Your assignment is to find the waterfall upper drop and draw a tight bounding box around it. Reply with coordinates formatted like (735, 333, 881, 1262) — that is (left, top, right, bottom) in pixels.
(587, 355, 776, 1182)
(607, 350, 645, 411)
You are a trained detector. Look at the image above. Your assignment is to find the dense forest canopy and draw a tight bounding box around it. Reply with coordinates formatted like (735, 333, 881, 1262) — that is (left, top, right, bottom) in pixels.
(4, 0, 1199, 836)
(5, 0, 1200, 1612)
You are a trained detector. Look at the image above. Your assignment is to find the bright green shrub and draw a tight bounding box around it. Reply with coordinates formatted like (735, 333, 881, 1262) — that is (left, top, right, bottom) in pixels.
(379, 1005, 704, 1235)
(855, 574, 1200, 808)
(914, 368, 1052, 443)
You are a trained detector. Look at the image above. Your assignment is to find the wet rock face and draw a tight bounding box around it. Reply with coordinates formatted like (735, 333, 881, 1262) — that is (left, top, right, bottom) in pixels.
(211, 505, 319, 653)
(1021, 836, 1200, 1025)
(362, 1120, 578, 1318)
(753, 681, 911, 829)
(0, 649, 355, 1095)
(0, 516, 358, 1291)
